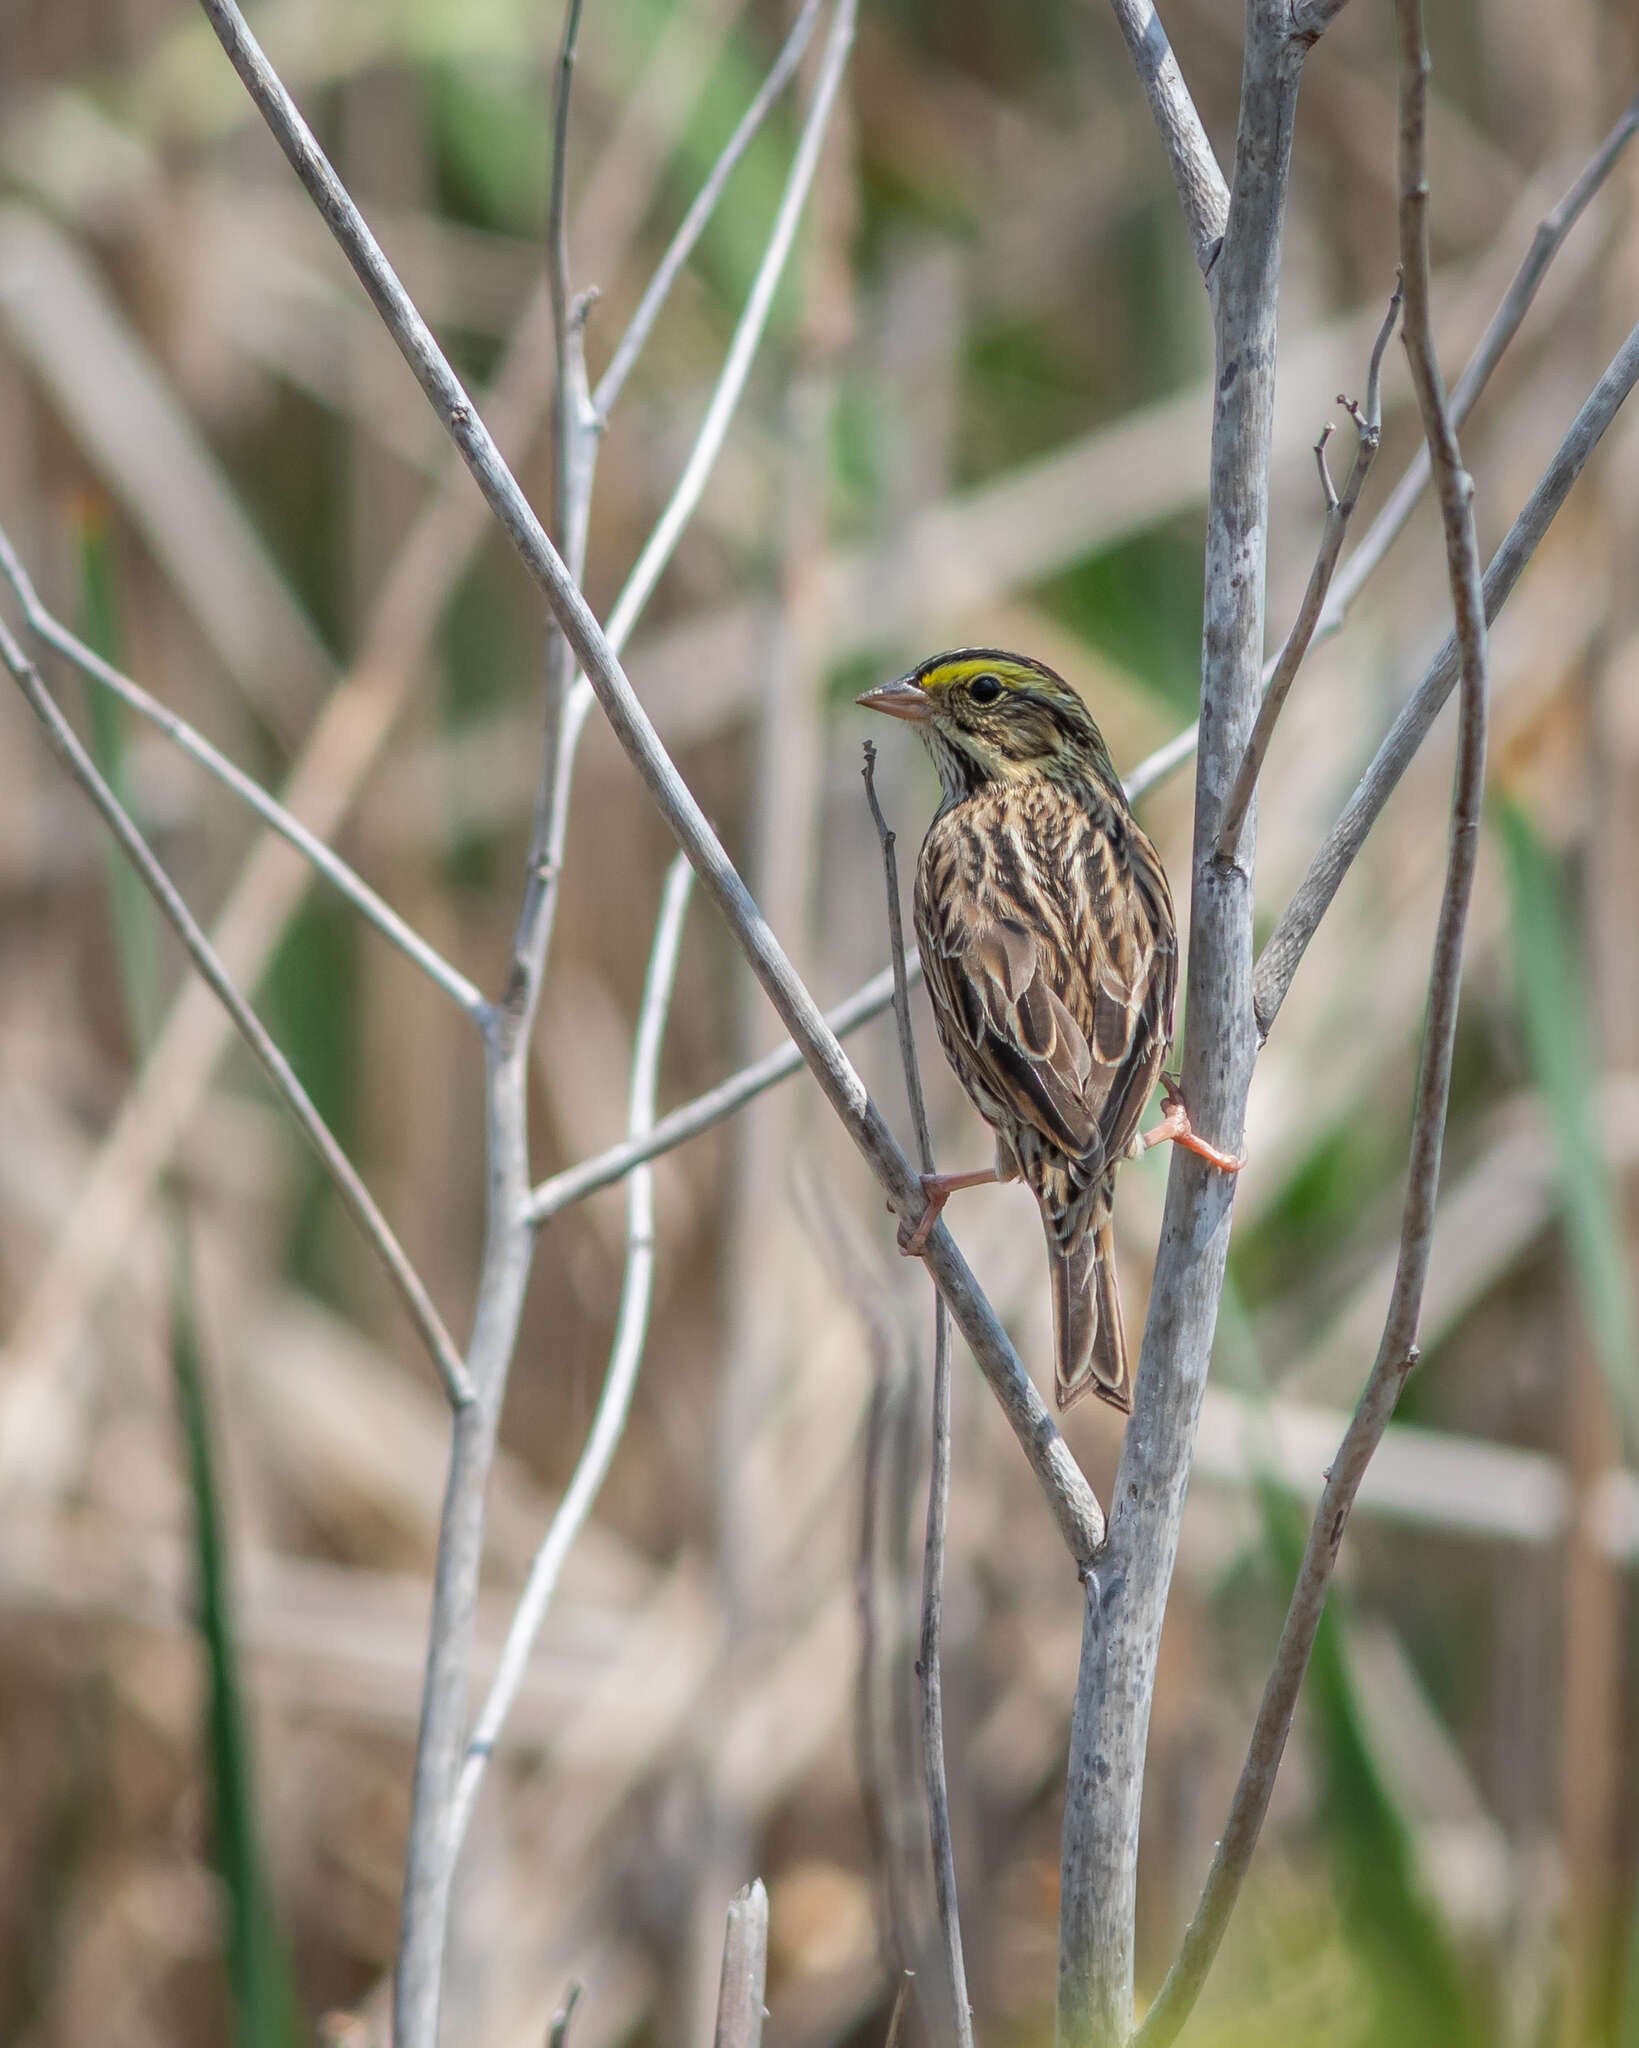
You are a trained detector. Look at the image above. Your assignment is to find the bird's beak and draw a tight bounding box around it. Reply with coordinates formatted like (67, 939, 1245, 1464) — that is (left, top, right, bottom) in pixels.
(856, 677, 932, 724)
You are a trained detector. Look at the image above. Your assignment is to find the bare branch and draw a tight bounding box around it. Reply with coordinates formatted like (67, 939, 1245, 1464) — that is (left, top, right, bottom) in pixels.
(1317, 86, 1639, 643)
(449, 857, 692, 1852)
(599, 8, 850, 666)
(594, 0, 826, 421)
(397, 6, 606, 2033)
(1135, 12, 1493, 2034)
(833, 1191, 923, 2001)
(1, 618, 475, 1412)
(862, 743, 972, 2048)
(542, 0, 597, 749)
(1290, 0, 1357, 33)
(712, 1880, 770, 2048)
(1058, 8, 1308, 2035)
(1214, 276, 1400, 864)
(1128, 96, 1639, 813)
(0, 527, 485, 1019)
(861, 749, 935, 1174)
(528, 962, 908, 1222)
(196, 0, 1107, 1569)
(918, 1299, 970, 2047)
(1101, 0, 1229, 281)
(519, 0, 855, 1041)
(1253, 314, 1639, 1037)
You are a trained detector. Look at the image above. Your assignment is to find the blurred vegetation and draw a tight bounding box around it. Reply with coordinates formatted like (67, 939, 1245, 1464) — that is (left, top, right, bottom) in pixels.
(2, 0, 1637, 2043)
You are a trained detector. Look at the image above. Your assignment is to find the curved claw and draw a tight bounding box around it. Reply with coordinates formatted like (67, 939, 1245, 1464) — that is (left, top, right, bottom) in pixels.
(1143, 1076, 1244, 1174)
(897, 1164, 1005, 1255)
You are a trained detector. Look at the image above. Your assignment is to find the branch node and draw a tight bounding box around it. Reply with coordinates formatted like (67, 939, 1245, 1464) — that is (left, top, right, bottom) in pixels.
(1313, 422, 1339, 510)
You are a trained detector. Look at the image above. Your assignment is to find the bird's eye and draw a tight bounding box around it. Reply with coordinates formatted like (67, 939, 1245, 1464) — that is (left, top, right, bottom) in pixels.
(969, 672, 1004, 705)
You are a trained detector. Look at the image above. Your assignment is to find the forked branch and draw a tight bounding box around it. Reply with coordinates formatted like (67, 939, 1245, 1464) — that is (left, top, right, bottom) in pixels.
(1135, 7, 1493, 2036)
(1215, 277, 1401, 864)
(448, 857, 692, 1853)
(1102, 0, 1230, 280)
(0, 529, 485, 1018)
(197, 0, 1107, 1568)
(1253, 314, 1639, 1039)
(0, 618, 474, 1411)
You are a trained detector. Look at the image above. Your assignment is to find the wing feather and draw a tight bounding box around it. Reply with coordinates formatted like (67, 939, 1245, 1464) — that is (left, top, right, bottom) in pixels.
(915, 787, 1175, 1184)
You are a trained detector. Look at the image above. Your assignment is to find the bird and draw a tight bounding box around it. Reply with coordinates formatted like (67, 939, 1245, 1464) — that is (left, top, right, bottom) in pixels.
(858, 648, 1239, 1414)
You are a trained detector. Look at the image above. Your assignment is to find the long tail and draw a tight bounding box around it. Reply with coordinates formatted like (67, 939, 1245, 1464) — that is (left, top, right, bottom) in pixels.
(1046, 1214, 1131, 1414)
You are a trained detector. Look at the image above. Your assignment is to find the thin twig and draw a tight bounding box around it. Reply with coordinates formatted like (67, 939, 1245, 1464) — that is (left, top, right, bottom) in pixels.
(862, 742, 973, 2048)
(1316, 86, 1639, 641)
(511, 0, 853, 1040)
(1214, 277, 1401, 864)
(528, 962, 910, 1222)
(828, 1184, 923, 2000)
(449, 858, 692, 1852)
(594, 0, 826, 421)
(1101, 0, 1230, 281)
(919, 1299, 969, 2047)
(195, 0, 1107, 1570)
(542, 0, 597, 759)
(1, 618, 474, 1412)
(396, 3, 604, 2035)
(1125, 97, 1639, 813)
(0, 528, 485, 1019)
(1252, 313, 1639, 1039)
(599, 1, 849, 663)
(861, 748, 934, 1170)
(1135, 10, 1492, 2036)
(712, 1880, 770, 2048)
(0, 0, 761, 1437)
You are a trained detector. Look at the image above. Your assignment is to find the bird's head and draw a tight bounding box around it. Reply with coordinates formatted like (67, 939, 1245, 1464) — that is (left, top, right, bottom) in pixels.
(857, 648, 1118, 804)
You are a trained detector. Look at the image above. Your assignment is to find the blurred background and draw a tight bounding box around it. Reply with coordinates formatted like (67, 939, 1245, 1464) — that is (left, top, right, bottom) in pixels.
(3, 0, 1639, 2043)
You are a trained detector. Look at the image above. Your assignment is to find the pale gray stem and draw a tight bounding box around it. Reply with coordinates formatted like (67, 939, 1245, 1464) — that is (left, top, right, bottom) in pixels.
(599, 1, 852, 664)
(1214, 277, 1401, 863)
(1315, 86, 1639, 644)
(196, 0, 1107, 1567)
(521, 0, 856, 1022)
(1102, 0, 1230, 280)
(1252, 315, 1639, 1039)
(0, 527, 485, 1019)
(863, 743, 973, 2048)
(1127, 91, 1639, 812)
(1, 618, 474, 1412)
(594, 0, 826, 421)
(712, 1881, 770, 2048)
(1134, 7, 1493, 2033)
(1290, 0, 1356, 31)
(919, 1300, 971, 2048)
(527, 961, 909, 1222)
(396, 1, 597, 2035)
(449, 857, 692, 1851)
(1057, 8, 1308, 2039)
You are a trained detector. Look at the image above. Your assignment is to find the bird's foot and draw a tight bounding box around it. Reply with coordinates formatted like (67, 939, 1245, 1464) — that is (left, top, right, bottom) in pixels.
(1140, 1075, 1244, 1174)
(897, 1165, 1002, 1254)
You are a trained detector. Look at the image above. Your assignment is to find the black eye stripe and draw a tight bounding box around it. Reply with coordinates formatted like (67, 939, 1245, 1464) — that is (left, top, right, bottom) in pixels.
(969, 672, 1003, 704)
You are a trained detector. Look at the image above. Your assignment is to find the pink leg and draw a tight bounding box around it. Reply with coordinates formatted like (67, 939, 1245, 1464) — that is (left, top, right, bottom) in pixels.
(900, 1165, 1005, 1256)
(1140, 1075, 1244, 1175)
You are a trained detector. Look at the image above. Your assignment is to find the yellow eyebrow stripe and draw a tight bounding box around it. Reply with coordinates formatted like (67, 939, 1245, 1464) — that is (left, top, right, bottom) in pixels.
(923, 657, 1015, 693)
